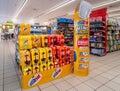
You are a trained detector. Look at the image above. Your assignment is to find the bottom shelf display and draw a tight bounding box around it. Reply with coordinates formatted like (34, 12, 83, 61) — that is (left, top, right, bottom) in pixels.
(20, 63, 73, 89)
(90, 48, 104, 56)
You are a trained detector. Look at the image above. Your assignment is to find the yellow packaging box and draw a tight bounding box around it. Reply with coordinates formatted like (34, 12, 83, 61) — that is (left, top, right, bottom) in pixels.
(18, 35, 32, 50)
(22, 66, 32, 76)
(40, 63, 47, 71)
(41, 35, 48, 47)
(20, 24, 30, 35)
(38, 48, 47, 64)
(19, 50, 31, 66)
(32, 35, 41, 47)
(33, 65, 40, 73)
(30, 48, 39, 66)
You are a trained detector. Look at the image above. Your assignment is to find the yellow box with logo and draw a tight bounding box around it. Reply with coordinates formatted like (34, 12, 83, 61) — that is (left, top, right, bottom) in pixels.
(20, 24, 30, 35)
(38, 48, 47, 64)
(32, 35, 41, 48)
(45, 47, 54, 70)
(30, 48, 39, 66)
(41, 35, 48, 47)
(19, 50, 31, 66)
(18, 35, 32, 50)
(32, 65, 40, 74)
(22, 66, 32, 76)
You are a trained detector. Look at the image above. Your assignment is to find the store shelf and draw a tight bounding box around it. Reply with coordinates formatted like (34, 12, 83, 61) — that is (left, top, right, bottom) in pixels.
(90, 41, 105, 43)
(90, 47, 105, 49)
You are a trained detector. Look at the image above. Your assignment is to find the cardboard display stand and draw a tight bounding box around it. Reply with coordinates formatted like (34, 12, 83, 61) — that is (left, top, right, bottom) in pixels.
(74, 1, 92, 76)
(21, 63, 73, 89)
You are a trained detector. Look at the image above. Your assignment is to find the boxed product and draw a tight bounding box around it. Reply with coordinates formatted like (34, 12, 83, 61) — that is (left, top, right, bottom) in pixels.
(19, 50, 31, 66)
(32, 35, 41, 47)
(18, 35, 32, 50)
(41, 35, 48, 47)
(20, 24, 30, 35)
(30, 48, 39, 66)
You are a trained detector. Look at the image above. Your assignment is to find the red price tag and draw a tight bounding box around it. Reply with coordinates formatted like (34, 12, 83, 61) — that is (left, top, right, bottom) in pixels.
(77, 38, 88, 47)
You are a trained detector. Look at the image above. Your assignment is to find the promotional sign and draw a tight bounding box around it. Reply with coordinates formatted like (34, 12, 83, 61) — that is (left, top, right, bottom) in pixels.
(74, 0, 92, 76)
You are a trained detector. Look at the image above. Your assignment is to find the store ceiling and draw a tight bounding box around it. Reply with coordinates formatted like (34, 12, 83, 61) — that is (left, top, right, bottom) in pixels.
(0, 0, 120, 24)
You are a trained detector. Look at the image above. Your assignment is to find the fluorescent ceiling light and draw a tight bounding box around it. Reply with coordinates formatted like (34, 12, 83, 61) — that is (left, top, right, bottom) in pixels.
(14, 0, 28, 18)
(109, 13, 120, 17)
(108, 8, 120, 13)
(93, 0, 120, 9)
(35, 0, 75, 18)
(46, 0, 75, 15)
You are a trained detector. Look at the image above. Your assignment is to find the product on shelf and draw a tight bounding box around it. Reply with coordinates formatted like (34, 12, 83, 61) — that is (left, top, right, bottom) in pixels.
(41, 35, 48, 47)
(20, 24, 30, 35)
(19, 50, 31, 67)
(32, 35, 41, 48)
(57, 18, 74, 46)
(107, 17, 120, 52)
(90, 8, 107, 56)
(18, 35, 32, 50)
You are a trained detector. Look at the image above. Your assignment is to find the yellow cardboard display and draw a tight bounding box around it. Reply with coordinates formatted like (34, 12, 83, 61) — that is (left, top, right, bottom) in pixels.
(21, 63, 73, 89)
(74, 4, 90, 76)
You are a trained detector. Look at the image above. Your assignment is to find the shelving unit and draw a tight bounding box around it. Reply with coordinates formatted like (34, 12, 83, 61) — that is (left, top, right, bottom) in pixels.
(57, 18, 74, 46)
(107, 18, 120, 52)
(90, 8, 107, 56)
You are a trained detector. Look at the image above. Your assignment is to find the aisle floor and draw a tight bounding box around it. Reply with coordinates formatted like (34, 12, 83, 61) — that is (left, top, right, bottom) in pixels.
(0, 39, 120, 91)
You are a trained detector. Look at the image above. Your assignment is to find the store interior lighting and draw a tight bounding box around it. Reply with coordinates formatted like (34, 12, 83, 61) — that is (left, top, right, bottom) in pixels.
(14, 0, 29, 18)
(35, 0, 75, 18)
(93, 0, 120, 9)
(108, 8, 120, 13)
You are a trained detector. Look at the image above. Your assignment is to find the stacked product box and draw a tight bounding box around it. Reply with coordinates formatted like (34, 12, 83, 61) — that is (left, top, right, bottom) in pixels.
(16, 24, 74, 89)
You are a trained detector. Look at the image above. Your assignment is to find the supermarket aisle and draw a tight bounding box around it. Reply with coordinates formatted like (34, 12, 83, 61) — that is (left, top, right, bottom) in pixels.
(0, 40, 120, 91)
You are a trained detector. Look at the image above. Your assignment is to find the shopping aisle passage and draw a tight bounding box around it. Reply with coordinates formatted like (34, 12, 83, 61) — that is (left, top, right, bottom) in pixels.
(0, 40, 120, 91)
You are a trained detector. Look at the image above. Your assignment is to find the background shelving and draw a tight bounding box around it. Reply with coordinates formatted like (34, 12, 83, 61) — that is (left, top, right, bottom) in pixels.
(90, 8, 107, 56)
(107, 18, 120, 52)
(57, 18, 74, 46)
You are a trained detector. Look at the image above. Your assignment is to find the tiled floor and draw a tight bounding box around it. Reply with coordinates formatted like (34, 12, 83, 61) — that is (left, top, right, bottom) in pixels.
(0, 39, 120, 91)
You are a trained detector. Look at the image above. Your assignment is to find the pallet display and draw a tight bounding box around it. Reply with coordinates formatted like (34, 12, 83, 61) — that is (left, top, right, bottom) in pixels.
(16, 24, 74, 89)
(107, 18, 120, 52)
(57, 18, 74, 46)
(90, 8, 107, 56)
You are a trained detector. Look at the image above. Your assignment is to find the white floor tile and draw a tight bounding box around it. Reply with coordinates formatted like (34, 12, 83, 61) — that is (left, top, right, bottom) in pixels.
(66, 87, 77, 91)
(100, 73, 115, 80)
(54, 80, 72, 91)
(75, 83, 94, 91)
(12, 88, 22, 91)
(4, 75, 18, 85)
(93, 75, 110, 84)
(112, 75, 120, 84)
(0, 86, 3, 91)
(62, 74, 73, 79)
(96, 86, 114, 91)
(4, 81, 20, 91)
(22, 87, 40, 91)
(84, 79, 102, 89)
(74, 75, 90, 82)
(51, 78, 64, 84)
(64, 76, 82, 86)
(105, 81, 120, 91)
(39, 82, 52, 89)
(41, 85, 59, 91)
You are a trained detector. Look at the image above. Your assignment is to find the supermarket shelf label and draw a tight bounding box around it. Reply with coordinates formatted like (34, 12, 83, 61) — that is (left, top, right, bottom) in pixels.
(79, 64, 89, 69)
(52, 68, 62, 78)
(28, 74, 42, 86)
(77, 38, 89, 47)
